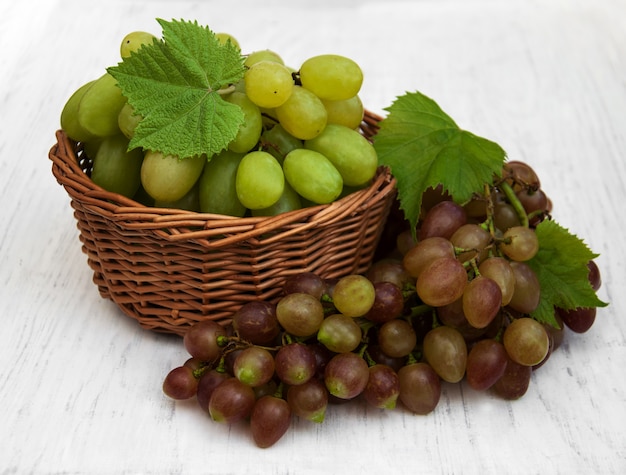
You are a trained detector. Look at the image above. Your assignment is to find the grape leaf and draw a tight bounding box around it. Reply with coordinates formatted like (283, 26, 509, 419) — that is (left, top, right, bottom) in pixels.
(107, 18, 245, 158)
(373, 91, 506, 232)
(528, 219, 608, 327)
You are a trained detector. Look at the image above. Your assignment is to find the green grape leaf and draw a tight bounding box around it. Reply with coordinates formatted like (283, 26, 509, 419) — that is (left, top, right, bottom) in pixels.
(107, 18, 245, 158)
(373, 91, 506, 232)
(528, 219, 608, 327)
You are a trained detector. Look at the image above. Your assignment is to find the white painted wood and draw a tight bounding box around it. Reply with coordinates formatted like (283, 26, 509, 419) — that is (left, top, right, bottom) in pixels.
(1, 0, 624, 473)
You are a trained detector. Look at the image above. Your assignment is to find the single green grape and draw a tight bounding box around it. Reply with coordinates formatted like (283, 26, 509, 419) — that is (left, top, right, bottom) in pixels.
(331, 274, 376, 318)
(275, 86, 327, 140)
(141, 151, 206, 203)
(77, 73, 127, 138)
(82, 139, 102, 160)
(260, 123, 303, 164)
(299, 54, 363, 101)
(90, 135, 144, 198)
(224, 92, 263, 154)
(60, 79, 97, 142)
(245, 49, 284, 67)
(236, 151, 285, 209)
(251, 181, 302, 216)
(120, 31, 157, 58)
(245, 61, 294, 109)
(283, 149, 343, 205)
(198, 150, 247, 217)
(304, 124, 378, 187)
(322, 95, 364, 130)
(215, 32, 240, 49)
(154, 181, 200, 212)
(117, 102, 142, 139)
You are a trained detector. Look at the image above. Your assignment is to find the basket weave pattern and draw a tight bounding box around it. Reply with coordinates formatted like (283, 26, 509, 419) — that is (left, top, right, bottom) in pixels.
(49, 111, 396, 335)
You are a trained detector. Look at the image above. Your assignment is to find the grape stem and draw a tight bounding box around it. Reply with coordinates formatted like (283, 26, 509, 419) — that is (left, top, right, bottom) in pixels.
(363, 349, 377, 367)
(216, 85, 236, 95)
(500, 181, 529, 227)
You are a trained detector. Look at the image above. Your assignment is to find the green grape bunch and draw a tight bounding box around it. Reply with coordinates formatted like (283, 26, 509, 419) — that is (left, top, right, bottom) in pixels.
(59, 19, 378, 217)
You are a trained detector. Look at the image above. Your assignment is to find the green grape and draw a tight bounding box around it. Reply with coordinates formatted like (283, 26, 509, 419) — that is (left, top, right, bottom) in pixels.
(154, 181, 200, 211)
(304, 124, 378, 187)
(224, 92, 263, 153)
(244, 61, 294, 109)
(235, 151, 284, 209)
(276, 292, 325, 337)
(198, 150, 246, 217)
(500, 226, 540, 261)
(322, 95, 364, 130)
(331, 274, 376, 318)
(299, 54, 363, 101)
(77, 73, 127, 138)
(275, 86, 327, 140)
(251, 181, 302, 216)
(233, 78, 246, 93)
(282, 149, 343, 204)
(260, 123, 303, 163)
(132, 184, 155, 207)
(215, 32, 240, 49)
(82, 139, 102, 161)
(90, 134, 144, 198)
(423, 325, 467, 383)
(503, 317, 550, 366)
(245, 49, 284, 67)
(120, 31, 157, 58)
(117, 101, 142, 139)
(141, 151, 206, 203)
(317, 314, 362, 353)
(60, 79, 97, 142)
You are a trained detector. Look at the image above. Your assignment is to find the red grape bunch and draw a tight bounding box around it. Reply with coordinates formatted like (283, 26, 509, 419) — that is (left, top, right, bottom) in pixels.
(162, 160, 603, 448)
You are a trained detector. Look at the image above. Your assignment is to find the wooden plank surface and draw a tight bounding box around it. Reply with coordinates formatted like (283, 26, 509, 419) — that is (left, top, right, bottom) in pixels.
(1, 0, 624, 473)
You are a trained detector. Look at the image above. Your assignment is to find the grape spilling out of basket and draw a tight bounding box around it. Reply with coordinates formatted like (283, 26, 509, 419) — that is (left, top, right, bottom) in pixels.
(163, 156, 605, 447)
(57, 18, 607, 449)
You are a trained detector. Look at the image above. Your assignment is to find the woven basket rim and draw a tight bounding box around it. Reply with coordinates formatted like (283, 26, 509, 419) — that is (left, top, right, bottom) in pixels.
(49, 110, 396, 249)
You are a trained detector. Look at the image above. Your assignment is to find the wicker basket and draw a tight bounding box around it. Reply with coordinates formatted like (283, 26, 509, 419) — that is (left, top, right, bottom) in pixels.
(49, 110, 397, 335)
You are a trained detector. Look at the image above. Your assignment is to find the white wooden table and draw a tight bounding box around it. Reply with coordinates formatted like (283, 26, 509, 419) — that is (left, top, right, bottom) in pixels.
(1, 0, 624, 473)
